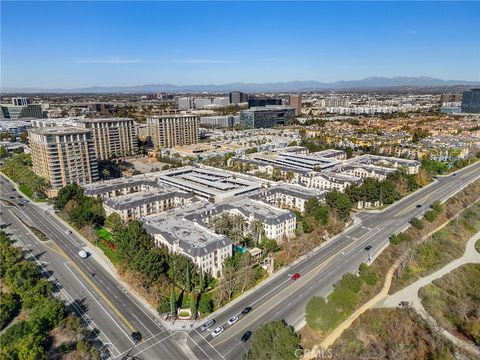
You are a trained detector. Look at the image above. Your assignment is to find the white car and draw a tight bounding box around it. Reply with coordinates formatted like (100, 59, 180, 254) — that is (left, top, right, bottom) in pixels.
(227, 316, 239, 325)
(211, 326, 224, 337)
(78, 250, 88, 259)
(65, 230, 72, 235)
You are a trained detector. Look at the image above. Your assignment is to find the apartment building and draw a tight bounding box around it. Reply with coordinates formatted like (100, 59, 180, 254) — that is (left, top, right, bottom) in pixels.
(143, 208, 233, 278)
(199, 198, 297, 241)
(103, 187, 193, 221)
(300, 171, 361, 192)
(251, 184, 325, 212)
(75, 118, 138, 160)
(147, 115, 199, 148)
(83, 174, 160, 199)
(28, 127, 99, 190)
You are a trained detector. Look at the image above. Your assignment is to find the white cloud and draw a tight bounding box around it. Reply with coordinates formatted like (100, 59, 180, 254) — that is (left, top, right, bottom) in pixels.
(75, 57, 142, 64)
(183, 59, 239, 64)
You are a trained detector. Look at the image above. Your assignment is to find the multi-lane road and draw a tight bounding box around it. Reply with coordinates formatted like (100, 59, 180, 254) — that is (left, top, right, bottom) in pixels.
(1, 160, 479, 360)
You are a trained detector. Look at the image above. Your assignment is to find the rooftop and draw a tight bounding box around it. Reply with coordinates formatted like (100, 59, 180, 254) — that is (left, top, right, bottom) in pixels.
(103, 186, 192, 211)
(28, 126, 90, 136)
(143, 207, 231, 258)
(158, 166, 262, 202)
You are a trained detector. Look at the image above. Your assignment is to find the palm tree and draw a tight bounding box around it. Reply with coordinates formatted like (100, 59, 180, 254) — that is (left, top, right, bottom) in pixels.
(228, 227, 244, 244)
(250, 219, 264, 244)
(102, 168, 110, 180)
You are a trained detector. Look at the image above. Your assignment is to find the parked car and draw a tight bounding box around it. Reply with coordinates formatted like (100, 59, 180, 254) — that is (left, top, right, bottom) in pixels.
(227, 316, 239, 325)
(291, 273, 301, 280)
(200, 319, 215, 332)
(211, 326, 224, 337)
(241, 331, 252, 342)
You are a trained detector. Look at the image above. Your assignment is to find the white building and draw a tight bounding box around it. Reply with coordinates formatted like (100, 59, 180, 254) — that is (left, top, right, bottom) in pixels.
(143, 207, 232, 278)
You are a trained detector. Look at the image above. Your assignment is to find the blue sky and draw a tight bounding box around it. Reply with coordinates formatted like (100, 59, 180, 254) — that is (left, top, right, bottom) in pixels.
(1, 1, 479, 88)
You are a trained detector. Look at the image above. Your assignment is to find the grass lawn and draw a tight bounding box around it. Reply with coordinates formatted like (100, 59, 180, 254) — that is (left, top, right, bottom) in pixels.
(18, 184, 33, 198)
(97, 240, 121, 265)
(96, 227, 113, 241)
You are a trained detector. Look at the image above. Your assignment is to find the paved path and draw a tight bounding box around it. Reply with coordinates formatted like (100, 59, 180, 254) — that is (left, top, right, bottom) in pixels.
(314, 229, 480, 357)
(379, 230, 480, 309)
(378, 230, 480, 358)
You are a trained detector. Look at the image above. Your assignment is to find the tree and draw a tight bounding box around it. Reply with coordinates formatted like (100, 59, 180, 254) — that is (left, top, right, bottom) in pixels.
(198, 293, 213, 315)
(185, 263, 191, 292)
(247, 320, 301, 360)
(326, 191, 352, 222)
(102, 168, 110, 180)
(105, 213, 123, 233)
(190, 292, 197, 319)
(249, 219, 264, 244)
(169, 286, 177, 318)
(0, 146, 7, 158)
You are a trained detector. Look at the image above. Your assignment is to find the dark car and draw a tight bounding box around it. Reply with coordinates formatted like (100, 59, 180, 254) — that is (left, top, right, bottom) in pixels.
(416, 204, 422, 208)
(241, 306, 252, 315)
(364, 245, 372, 251)
(131, 331, 142, 342)
(200, 319, 215, 332)
(241, 331, 252, 342)
(291, 273, 301, 280)
(452, 173, 456, 176)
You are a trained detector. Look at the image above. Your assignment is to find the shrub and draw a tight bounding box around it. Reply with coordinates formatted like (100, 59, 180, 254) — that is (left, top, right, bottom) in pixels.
(424, 210, 438, 222)
(306, 296, 340, 331)
(411, 217, 424, 230)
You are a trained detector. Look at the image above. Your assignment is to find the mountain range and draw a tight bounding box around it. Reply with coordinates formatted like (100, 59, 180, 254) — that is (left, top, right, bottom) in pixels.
(2, 76, 479, 94)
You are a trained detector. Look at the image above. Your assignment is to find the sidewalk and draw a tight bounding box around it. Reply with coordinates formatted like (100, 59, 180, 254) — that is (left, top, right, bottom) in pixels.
(378, 231, 480, 358)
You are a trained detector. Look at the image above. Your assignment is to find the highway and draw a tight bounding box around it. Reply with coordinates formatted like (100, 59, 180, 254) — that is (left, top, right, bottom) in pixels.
(194, 162, 480, 360)
(1, 161, 479, 360)
(0, 175, 219, 360)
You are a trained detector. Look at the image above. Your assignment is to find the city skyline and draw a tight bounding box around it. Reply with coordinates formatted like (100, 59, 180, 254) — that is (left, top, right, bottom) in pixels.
(1, 1, 479, 89)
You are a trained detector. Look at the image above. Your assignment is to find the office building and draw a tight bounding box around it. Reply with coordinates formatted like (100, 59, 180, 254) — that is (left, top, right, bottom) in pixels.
(289, 95, 302, 116)
(75, 118, 138, 160)
(229, 91, 249, 104)
(1, 104, 43, 119)
(12, 97, 31, 106)
(461, 89, 480, 113)
(239, 106, 295, 128)
(213, 97, 229, 107)
(28, 127, 99, 189)
(90, 103, 114, 116)
(248, 97, 282, 108)
(147, 115, 199, 148)
(200, 115, 237, 128)
(178, 97, 194, 110)
(193, 98, 212, 109)
(440, 93, 462, 104)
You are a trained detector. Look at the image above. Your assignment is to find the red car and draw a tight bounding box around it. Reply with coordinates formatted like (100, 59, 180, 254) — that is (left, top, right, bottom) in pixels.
(291, 273, 301, 280)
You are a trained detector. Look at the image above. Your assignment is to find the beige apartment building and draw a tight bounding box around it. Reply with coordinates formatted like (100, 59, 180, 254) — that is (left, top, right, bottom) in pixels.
(75, 118, 137, 160)
(147, 115, 199, 148)
(28, 127, 99, 191)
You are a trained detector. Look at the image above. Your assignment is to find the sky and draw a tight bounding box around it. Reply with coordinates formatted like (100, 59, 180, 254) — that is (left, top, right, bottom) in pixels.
(1, 1, 479, 89)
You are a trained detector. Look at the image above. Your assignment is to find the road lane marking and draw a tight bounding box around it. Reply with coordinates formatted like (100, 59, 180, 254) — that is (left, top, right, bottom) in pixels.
(116, 332, 177, 359)
(182, 331, 219, 360)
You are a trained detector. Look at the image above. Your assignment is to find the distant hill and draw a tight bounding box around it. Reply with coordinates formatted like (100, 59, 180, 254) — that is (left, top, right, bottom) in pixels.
(2, 76, 479, 94)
